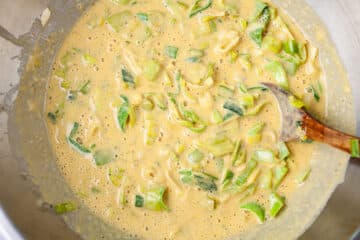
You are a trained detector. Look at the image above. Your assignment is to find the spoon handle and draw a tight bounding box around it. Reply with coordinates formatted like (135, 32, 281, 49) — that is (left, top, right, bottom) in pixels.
(302, 113, 360, 157)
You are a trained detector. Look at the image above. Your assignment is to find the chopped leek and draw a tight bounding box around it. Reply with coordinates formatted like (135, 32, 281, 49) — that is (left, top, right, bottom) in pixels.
(54, 202, 76, 214)
(118, 95, 136, 132)
(262, 36, 282, 53)
(247, 122, 265, 144)
(179, 170, 218, 192)
(137, 13, 149, 22)
(187, 149, 204, 165)
(288, 95, 305, 109)
(231, 140, 246, 166)
(269, 192, 285, 217)
(143, 186, 168, 211)
(251, 0, 268, 22)
(197, 136, 234, 157)
(309, 85, 320, 102)
(144, 119, 158, 145)
(189, 0, 213, 18)
(265, 61, 289, 90)
(143, 60, 161, 81)
(240, 202, 265, 223)
(255, 150, 275, 163)
(296, 168, 311, 184)
(239, 94, 255, 108)
(283, 40, 299, 56)
(68, 122, 91, 154)
(135, 195, 144, 207)
(121, 68, 135, 87)
(83, 53, 97, 65)
(94, 150, 114, 166)
(259, 170, 272, 189)
(350, 139, 360, 158)
(106, 11, 132, 32)
(212, 110, 223, 124)
(249, 28, 265, 46)
(273, 165, 289, 188)
(165, 46, 179, 59)
(235, 159, 257, 186)
(223, 102, 244, 116)
(222, 169, 234, 184)
(108, 168, 125, 187)
(278, 142, 290, 161)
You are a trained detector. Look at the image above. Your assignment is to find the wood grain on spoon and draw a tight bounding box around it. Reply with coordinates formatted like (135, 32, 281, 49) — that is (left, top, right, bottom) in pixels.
(262, 82, 360, 157)
(302, 113, 359, 154)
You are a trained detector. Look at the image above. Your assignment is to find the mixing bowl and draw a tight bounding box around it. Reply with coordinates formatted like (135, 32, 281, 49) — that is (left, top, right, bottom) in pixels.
(0, 0, 359, 239)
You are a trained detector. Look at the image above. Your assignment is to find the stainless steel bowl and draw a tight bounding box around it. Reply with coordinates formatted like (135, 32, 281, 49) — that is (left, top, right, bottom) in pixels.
(0, 0, 359, 239)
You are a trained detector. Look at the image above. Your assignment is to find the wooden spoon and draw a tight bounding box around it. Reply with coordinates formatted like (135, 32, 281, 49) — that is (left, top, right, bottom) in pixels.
(262, 82, 359, 157)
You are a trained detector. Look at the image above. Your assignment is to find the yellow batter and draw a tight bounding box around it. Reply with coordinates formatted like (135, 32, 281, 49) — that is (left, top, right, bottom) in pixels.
(45, 0, 324, 239)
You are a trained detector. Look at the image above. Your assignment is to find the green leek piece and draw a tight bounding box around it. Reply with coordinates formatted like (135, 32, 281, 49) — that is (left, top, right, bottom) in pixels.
(235, 159, 258, 186)
(165, 46, 179, 59)
(143, 186, 168, 211)
(245, 102, 268, 116)
(79, 80, 91, 94)
(251, 0, 268, 22)
(218, 85, 235, 98)
(180, 170, 218, 192)
(54, 202, 76, 214)
(231, 140, 246, 166)
(121, 68, 135, 87)
(179, 109, 207, 133)
(93, 150, 114, 166)
(239, 94, 255, 108)
(249, 27, 265, 46)
(117, 95, 135, 132)
(262, 36, 282, 53)
(135, 195, 144, 207)
(83, 53, 97, 65)
(179, 169, 193, 184)
(194, 173, 217, 192)
(247, 122, 265, 144)
(240, 202, 265, 223)
(112, 0, 131, 4)
(137, 12, 149, 22)
(296, 168, 311, 184)
(187, 149, 204, 165)
(283, 40, 299, 56)
(143, 60, 161, 81)
(288, 95, 305, 109)
(198, 136, 234, 157)
(145, 93, 168, 110)
(229, 50, 239, 63)
(144, 120, 158, 145)
(223, 102, 244, 116)
(91, 187, 101, 194)
(278, 142, 290, 161)
(259, 170, 272, 189)
(265, 61, 289, 90)
(186, 48, 205, 63)
(273, 165, 289, 188)
(47, 103, 64, 124)
(177, 1, 189, 9)
(141, 98, 155, 111)
(212, 110, 223, 124)
(108, 168, 125, 187)
(222, 169, 234, 188)
(310, 85, 320, 102)
(68, 122, 91, 153)
(255, 150, 275, 163)
(269, 192, 285, 217)
(350, 139, 360, 158)
(106, 11, 132, 32)
(179, 77, 196, 102)
(189, 0, 213, 17)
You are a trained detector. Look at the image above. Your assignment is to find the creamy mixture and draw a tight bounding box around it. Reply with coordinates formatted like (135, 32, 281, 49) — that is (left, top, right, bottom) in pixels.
(46, 0, 324, 239)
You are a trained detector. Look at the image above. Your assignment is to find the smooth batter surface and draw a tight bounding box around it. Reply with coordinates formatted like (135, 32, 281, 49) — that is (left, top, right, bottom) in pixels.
(45, 0, 325, 239)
